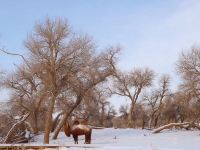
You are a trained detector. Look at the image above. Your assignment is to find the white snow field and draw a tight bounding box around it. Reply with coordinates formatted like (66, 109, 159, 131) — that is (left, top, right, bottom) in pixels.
(2, 128, 200, 150)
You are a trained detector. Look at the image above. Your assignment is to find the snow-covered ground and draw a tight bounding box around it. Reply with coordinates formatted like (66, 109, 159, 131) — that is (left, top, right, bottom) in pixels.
(2, 128, 200, 150)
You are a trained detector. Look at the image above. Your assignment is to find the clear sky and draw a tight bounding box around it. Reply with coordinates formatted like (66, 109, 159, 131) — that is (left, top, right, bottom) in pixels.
(1, 0, 200, 109)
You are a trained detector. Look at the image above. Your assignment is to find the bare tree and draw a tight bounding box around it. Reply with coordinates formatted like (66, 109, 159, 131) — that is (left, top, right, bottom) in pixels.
(111, 68, 154, 127)
(1, 17, 120, 143)
(94, 89, 110, 126)
(5, 66, 47, 134)
(1, 17, 121, 143)
(144, 75, 170, 128)
(23, 18, 95, 143)
(52, 47, 119, 139)
(71, 87, 115, 127)
(161, 93, 191, 124)
(176, 47, 200, 124)
(177, 47, 200, 101)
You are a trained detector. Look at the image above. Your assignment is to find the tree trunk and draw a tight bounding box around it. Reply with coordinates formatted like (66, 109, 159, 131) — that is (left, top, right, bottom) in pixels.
(30, 111, 39, 134)
(142, 117, 145, 129)
(100, 106, 105, 126)
(52, 96, 82, 139)
(52, 112, 68, 139)
(44, 97, 56, 144)
(51, 112, 64, 132)
(148, 111, 156, 128)
(154, 116, 158, 128)
(148, 118, 152, 128)
(128, 102, 134, 127)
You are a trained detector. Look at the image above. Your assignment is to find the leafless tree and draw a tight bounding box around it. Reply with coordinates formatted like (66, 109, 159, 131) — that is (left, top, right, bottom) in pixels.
(75, 87, 115, 127)
(175, 47, 200, 125)
(2, 17, 120, 143)
(111, 68, 154, 127)
(5, 66, 47, 134)
(52, 47, 119, 139)
(177, 47, 200, 101)
(144, 75, 170, 128)
(94, 89, 110, 126)
(23, 18, 98, 143)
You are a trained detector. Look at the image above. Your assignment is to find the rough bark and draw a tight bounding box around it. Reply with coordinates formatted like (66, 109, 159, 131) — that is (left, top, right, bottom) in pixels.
(44, 96, 56, 144)
(30, 111, 39, 134)
(128, 102, 134, 127)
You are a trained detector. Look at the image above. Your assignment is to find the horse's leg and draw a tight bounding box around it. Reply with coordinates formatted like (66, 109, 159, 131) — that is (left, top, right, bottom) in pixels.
(84, 134, 87, 144)
(73, 135, 76, 144)
(73, 135, 78, 144)
(85, 132, 91, 144)
(88, 130, 92, 144)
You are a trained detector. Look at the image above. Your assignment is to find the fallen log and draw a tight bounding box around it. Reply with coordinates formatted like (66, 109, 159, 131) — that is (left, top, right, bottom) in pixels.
(3, 113, 30, 143)
(152, 122, 200, 133)
(89, 126, 105, 129)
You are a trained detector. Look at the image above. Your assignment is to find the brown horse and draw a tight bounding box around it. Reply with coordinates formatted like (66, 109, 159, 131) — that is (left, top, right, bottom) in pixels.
(64, 120, 92, 144)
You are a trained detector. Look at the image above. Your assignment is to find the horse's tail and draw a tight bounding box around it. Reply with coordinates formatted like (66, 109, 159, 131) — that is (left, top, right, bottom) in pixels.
(63, 121, 71, 137)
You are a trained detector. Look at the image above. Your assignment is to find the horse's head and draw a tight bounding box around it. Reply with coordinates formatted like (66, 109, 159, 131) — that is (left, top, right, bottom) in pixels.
(73, 120, 79, 125)
(64, 121, 71, 137)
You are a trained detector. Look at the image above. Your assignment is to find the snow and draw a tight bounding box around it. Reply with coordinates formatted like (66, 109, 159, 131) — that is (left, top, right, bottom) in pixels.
(2, 128, 200, 150)
(13, 115, 21, 120)
(52, 112, 62, 119)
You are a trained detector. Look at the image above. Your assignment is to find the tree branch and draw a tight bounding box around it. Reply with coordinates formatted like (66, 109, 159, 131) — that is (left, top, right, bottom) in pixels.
(0, 48, 31, 68)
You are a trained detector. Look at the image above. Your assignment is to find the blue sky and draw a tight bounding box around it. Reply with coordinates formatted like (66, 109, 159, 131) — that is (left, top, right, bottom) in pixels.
(1, 0, 200, 109)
